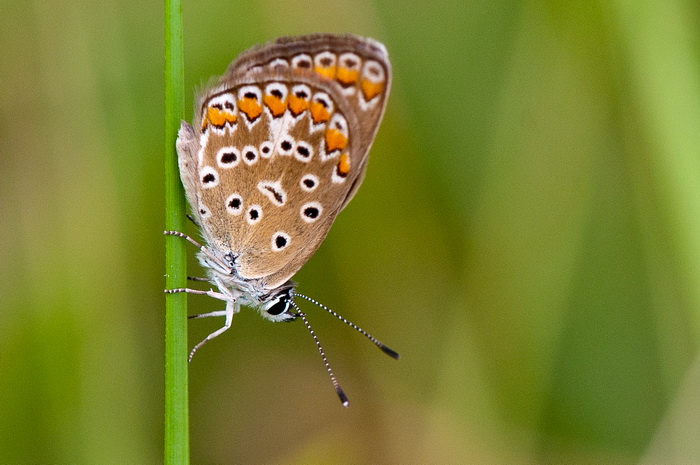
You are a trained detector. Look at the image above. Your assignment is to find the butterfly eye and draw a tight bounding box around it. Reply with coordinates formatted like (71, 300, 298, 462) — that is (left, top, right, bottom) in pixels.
(266, 298, 289, 316)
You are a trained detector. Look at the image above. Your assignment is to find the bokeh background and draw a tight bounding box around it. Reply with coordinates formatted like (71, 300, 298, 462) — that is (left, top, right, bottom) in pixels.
(2, 0, 700, 463)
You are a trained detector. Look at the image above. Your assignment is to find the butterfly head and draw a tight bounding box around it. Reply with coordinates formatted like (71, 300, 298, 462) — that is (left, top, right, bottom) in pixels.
(259, 284, 297, 322)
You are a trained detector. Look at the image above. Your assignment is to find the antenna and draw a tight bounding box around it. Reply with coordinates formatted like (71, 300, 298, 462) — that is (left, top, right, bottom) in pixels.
(288, 300, 349, 407)
(292, 292, 400, 360)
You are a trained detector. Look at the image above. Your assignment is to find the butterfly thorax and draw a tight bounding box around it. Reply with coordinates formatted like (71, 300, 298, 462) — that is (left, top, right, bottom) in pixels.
(197, 250, 297, 322)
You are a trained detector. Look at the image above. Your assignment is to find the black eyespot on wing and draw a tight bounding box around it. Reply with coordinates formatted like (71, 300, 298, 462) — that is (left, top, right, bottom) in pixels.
(221, 152, 237, 163)
(202, 173, 216, 183)
(304, 207, 319, 219)
(228, 197, 241, 209)
(275, 235, 288, 248)
(281, 140, 292, 151)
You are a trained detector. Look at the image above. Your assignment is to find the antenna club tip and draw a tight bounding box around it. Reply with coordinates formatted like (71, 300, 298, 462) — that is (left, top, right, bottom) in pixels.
(337, 387, 349, 407)
(380, 344, 400, 360)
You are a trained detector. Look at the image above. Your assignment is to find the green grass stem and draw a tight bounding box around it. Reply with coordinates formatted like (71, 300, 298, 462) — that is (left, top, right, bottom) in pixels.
(164, 0, 189, 462)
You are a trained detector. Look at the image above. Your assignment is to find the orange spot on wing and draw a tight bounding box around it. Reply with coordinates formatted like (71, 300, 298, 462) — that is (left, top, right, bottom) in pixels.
(337, 153, 350, 176)
(325, 128, 348, 152)
(206, 106, 237, 127)
(263, 94, 287, 117)
(314, 65, 337, 80)
(361, 79, 384, 101)
(288, 95, 309, 116)
(336, 67, 359, 86)
(310, 102, 331, 124)
(238, 98, 262, 120)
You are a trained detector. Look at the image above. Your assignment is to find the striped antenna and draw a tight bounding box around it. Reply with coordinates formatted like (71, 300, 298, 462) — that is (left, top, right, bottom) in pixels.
(292, 292, 400, 360)
(288, 300, 349, 407)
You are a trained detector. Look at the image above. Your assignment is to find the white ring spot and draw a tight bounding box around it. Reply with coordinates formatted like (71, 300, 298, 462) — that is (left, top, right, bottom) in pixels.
(246, 205, 262, 225)
(271, 231, 291, 252)
(225, 193, 243, 215)
(238, 85, 262, 102)
(329, 113, 348, 134)
(294, 141, 313, 162)
(259, 141, 274, 158)
(265, 82, 288, 100)
(314, 51, 337, 70)
(311, 92, 334, 114)
(291, 84, 311, 100)
(291, 54, 313, 70)
(197, 203, 212, 220)
(339, 53, 361, 71)
(300, 201, 323, 223)
(199, 166, 219, 189)
(217, 146, 240, 168)
(278, 135, 295, 156)
(268, 58, 289, 69)
(362, 60, 385, 83)
(242, 145, 259, 165)
(300, 174, 319, 192)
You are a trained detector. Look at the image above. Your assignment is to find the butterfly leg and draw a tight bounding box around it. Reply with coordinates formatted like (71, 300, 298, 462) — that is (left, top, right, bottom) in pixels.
(164, 287, 230, 301)
(164, 230, 231, 272)
(188, 310, 227, 319)
(188, 300, 239, 362)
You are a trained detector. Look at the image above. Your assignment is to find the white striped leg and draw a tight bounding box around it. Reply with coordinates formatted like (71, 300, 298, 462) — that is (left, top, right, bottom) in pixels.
(188, 310, 227, 319)
(188, 300, 237, 362)
(163, 230, 231, 272)
(164, 287, 229, 301)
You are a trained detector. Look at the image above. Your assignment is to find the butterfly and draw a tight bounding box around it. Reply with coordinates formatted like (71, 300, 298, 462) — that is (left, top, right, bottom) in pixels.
(165, 34, 397, 406)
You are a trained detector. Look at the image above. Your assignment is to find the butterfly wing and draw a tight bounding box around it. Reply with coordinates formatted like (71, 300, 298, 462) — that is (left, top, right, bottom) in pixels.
(177, 34, 391, 290)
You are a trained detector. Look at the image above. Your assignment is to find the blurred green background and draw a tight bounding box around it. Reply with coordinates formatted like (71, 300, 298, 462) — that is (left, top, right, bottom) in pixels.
(2, 0, 700, 463)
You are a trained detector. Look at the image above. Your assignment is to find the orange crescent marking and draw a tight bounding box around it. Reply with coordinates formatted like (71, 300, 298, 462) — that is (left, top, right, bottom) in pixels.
(361, 80, 384, 101)
(263, 95, 287, 117)
(310, 102, 331, 124)
(336, 67, 359, 86)
(314, 65, 337, 80)
(207, 106, 236, 127)
(325, 128, 348, 152)
(238, 98, 262, 120)
(337, 153, 350, 176)
(288, 95, 309, 116)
